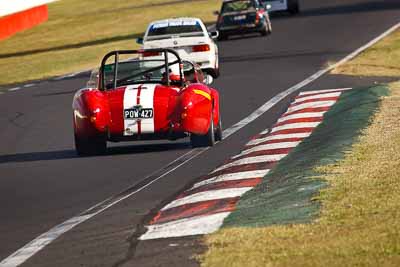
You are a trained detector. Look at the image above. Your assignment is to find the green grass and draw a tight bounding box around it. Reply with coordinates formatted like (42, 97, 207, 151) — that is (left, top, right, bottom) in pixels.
(332, 29, 400, 77)
(199, 23, 400, 267)
(223, 85, 388, 228)
(0, 0, 221, 85)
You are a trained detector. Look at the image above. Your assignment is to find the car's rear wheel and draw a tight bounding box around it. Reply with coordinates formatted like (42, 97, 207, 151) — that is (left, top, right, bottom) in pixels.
(267, 18, 272, 34)
(190, 115, 215, 147)
(75, 134, 107, 156)
(207, 68, 220, 78)
(217, 33, 228, 41)
(260, 21, 269, 36)
(288, 0, 300, 14)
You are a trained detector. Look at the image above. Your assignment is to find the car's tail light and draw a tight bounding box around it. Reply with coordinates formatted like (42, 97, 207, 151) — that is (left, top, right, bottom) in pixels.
(255, 11, 263, 24)
(192, 44, 210, 52)
(142, 51, 161, 57)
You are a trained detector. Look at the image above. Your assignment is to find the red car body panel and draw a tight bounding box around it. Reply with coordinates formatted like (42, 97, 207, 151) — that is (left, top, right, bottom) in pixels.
(72, 82, 219, 141)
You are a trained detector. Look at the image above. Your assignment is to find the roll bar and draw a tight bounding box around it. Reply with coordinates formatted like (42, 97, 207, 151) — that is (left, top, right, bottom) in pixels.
(99, 49, 183, 90)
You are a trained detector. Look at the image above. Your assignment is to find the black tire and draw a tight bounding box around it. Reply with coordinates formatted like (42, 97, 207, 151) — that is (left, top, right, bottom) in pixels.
(190, 116, 215, 147)
(215, 116, 223, 141)
(288, 0, 300, 14)
(206, 68, 220, 78)
(217, 33, 228, 41)
(213, 56, 220, 78)
(75, 134, 107, 156)
(214, 67, 220, 78)
(267, 18, 272, 34)
(260, 22, 268, 36)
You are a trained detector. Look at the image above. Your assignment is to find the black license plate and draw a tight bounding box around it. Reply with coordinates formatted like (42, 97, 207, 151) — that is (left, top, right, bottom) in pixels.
(124, 108, 153, 119)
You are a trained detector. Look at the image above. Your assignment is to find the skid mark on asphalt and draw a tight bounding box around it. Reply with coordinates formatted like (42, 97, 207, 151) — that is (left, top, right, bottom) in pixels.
(139, 89, 347, 240)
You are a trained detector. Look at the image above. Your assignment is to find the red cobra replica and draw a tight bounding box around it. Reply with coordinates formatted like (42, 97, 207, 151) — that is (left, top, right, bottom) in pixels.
(72, 49, 222, 155)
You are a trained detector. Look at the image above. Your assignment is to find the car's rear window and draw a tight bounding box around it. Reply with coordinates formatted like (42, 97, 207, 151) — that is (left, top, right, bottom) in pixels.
(221, 0, 255, 13)
(146, 20, 204, 40)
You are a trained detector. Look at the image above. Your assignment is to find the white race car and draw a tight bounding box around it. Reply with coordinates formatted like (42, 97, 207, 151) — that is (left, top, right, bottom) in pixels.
(260, 0, 299, 14)
(138, 17, 220, 78)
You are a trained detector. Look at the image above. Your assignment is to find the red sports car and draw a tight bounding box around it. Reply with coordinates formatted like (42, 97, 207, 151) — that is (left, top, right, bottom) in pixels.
(72, 49, 222, 155)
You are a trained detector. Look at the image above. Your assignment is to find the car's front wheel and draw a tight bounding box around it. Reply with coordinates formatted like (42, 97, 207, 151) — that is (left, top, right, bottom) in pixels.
(215, 116, 223, 141)
(190, 115, 216, 147)
(75, 134, 107, 156)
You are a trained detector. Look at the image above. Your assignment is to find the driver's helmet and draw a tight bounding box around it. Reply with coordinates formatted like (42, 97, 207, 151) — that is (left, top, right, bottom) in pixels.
(162, 63, 184, 84)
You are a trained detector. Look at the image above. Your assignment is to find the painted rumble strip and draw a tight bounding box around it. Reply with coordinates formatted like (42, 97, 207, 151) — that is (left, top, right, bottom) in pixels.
(139, 89, 346, 240)
(2, 21, 398, 266)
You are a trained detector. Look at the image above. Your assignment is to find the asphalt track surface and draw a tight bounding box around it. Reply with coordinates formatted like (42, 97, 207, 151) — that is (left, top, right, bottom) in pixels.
(0, 0, 399, 266)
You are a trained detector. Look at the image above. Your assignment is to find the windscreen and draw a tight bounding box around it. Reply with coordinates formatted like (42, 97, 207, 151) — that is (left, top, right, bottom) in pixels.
(103, 59, 180, 89)
(221, 0, 254, 13)
(146, 20, 204, 41)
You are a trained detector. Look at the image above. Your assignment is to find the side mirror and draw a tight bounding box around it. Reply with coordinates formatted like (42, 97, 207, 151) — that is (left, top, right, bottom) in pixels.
(213, 10, 220, 16)
(136, 37, 144, 45)
(209, 30, 219, 39)
(203, 74, 214, 85)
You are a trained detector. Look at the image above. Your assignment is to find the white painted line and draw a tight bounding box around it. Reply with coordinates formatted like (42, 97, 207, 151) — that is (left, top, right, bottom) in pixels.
(293, 92, 342, 103)
(286, 100, 337, 114)
(278, 112, 326, 123)
(0, 148, 205, 267)
(53, 76, 67, 81)
(232, 141, 301, 159)
(8, 87, 21, 92)
(246, 132, 312, 146)
(0, 214, 92, 267)
(271, 121, 321, 133)
(3, 21, 399, 266)
(161, 187, 254, 211)
(213, 154, 287, 173)
(225, 21, 400, 138)
(23, 83, 35, 88)
(191, 169, 270, 190)
(139, 212, 231, 240)
(53, 71, 83, 81)
(207, 24, 217, 31)
(298, 88, 352, 96)
(260, 128, 270, 135)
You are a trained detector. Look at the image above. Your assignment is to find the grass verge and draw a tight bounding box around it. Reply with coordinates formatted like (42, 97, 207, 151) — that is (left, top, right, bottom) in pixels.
(0, 0, 221, 86)
(199, 81, 400, 267)
(332, 29, 400, 77)
(199, 24, 400, 266)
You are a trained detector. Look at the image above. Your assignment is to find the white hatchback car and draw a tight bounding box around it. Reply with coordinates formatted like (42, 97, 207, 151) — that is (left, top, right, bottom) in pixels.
(138, 17, 220, 78)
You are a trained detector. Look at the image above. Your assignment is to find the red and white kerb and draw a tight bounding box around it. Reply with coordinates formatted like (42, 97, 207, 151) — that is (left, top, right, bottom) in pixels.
(139, 88, 349, 240)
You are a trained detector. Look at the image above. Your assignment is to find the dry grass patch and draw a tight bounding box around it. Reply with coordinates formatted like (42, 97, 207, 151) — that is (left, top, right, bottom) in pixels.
(0, 0, 221, 85)
(199, 81, 400, 267)
(332, 29, 400, 77)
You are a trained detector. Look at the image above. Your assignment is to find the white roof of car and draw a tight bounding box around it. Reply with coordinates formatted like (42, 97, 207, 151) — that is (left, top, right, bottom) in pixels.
(149, 17, 203, 26)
